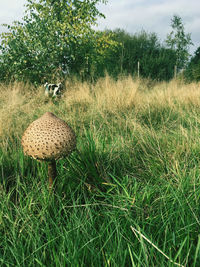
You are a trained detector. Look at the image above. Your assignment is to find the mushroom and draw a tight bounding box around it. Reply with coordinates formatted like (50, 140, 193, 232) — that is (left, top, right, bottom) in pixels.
(21, 112, 76, 189)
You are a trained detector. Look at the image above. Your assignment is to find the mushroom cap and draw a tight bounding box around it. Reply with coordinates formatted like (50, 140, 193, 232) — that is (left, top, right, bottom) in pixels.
(21, 112, 76, 161)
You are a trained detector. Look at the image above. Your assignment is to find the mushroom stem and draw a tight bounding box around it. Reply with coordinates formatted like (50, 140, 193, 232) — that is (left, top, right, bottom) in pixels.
(48, 160, 57, 189)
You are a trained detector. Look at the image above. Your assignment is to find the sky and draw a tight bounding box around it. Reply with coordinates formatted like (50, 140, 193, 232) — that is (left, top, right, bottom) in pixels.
(0, 0, 199, 55)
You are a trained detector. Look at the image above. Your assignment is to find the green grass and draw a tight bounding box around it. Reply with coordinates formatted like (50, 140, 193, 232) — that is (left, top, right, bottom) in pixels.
(1, 77, 200, 266)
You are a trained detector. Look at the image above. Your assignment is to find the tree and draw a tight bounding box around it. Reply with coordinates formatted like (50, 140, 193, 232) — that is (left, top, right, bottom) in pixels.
(0, 0, 114, 83)
(165, 15, 193, 72)
(184, 47, 200, 81)
(104, 29, 176, 81)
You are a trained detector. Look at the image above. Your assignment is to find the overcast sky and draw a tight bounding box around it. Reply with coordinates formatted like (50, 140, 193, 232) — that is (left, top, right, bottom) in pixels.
(0, 0, 199, 54)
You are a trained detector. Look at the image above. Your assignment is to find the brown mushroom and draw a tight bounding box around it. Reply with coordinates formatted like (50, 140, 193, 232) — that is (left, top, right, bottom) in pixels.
(21, 112, 76, 189)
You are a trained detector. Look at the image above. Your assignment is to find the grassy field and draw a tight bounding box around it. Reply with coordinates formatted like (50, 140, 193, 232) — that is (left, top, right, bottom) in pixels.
(1, 76, 200, 266)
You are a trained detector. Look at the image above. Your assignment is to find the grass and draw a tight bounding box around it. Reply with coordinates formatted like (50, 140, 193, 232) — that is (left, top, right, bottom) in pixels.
(1, 75, 200, 266)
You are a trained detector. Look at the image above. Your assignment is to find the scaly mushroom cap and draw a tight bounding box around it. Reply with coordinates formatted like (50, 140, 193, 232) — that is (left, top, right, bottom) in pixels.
(21, 112, 76, 161)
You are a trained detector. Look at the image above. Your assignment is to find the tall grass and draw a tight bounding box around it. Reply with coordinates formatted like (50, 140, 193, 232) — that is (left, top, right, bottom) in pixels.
(1, 76, 200, 266)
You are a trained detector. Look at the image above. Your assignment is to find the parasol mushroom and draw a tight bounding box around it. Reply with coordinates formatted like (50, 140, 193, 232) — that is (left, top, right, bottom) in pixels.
(21, 112, 76, 189)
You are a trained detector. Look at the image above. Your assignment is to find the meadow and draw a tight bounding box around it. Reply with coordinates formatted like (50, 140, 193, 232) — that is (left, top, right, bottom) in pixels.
(1, 75, 200, 266)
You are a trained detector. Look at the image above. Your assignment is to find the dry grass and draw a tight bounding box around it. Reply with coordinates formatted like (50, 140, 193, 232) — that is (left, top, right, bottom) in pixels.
(0, 75, 200, 141)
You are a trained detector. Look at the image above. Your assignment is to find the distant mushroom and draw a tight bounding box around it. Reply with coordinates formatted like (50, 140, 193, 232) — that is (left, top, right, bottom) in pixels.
(21, 112, 76, 189)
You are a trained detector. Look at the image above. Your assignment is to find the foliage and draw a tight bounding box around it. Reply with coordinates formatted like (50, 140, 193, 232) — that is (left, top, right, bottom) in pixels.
(71, 30, 119, 82)
(0, 0, 117, 84)
(0, 5, 194, 83)
(165, 15, 193, 71)
(184, 46, 200, 81)
(105, 29, 177, 81)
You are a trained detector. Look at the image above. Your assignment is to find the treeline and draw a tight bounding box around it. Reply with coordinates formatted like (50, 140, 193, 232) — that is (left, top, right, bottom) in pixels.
(184, 47, 200, 82)
(97, 29, 177, 81)
(0, 0, 198, 84)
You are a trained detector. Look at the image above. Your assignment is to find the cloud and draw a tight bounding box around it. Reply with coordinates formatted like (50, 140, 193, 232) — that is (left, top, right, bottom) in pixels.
(0, 0, 26, 23)
(0, 0, 199, 54)
(96, 0, 200, 53)
(0, 0, 26, 34)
